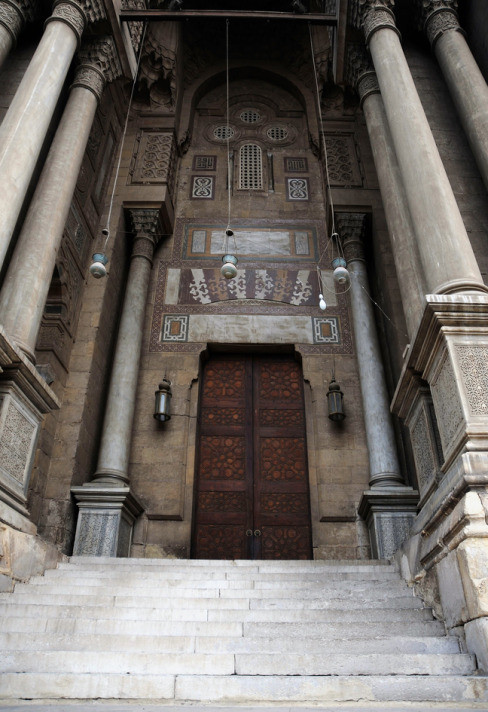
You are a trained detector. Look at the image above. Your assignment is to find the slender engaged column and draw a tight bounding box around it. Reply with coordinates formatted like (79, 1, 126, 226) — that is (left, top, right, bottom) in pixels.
(340, 214, 403, 488)
(0, 38, 120, 362)
(415, 1, 488, 194)
(0, 0, 36, 68)
(71, 209, 163, 556)
(92, 210, 163, 486)
(0, 0, 104, 273)
(339, 213, 418, 558)
(352, 0, 486, 296)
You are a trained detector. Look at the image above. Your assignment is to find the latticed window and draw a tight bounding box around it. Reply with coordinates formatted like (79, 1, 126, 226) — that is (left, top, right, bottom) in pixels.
(239, 143, 263, 190)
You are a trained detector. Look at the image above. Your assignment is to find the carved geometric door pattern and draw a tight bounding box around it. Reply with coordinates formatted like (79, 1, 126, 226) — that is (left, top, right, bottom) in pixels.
(192, 353, 312, 559)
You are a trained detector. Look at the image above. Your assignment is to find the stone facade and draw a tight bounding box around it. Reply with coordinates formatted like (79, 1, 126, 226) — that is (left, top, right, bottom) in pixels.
(0, 0, 487, 673)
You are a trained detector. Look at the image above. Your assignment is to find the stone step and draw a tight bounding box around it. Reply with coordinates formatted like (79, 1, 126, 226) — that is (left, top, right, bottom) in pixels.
(66, 556, 395, 572)
(0, 631, 461, 655)
(0, 600, 432, 623)
(0, 613, 446, 639)
(0, 649, 476, 676)
(1, 673, 487, 703)
(0, 616, 243, 637)
(4, 586, 422, 610)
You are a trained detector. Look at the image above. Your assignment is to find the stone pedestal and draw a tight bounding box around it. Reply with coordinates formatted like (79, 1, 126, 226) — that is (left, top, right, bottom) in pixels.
(358, 488, 419, 559)
(71, 485, 142, 557)
(0, 327, 59, 526)
(393, 294, 488, 669)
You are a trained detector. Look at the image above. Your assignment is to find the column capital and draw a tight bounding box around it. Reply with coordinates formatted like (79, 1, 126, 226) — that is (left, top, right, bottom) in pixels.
(129, 207, 164, 262)
(345, 43, 379, 105)
(46, 0, 105, 45)
(0, 0, 37, 45)
(72, 36, 121, 101)
(414, 1, 461, 48)
(349, 0, 400, 46)
(336, 212, 367, 263)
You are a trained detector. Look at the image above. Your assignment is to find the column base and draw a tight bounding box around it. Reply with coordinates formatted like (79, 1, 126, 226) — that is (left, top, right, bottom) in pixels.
(71, 484, 143, 557)
(358, 487, 419, 559)
(0, 327, 59, 530)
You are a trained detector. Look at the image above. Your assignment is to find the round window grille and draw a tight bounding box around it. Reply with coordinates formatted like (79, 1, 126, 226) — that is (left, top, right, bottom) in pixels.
(213, 125, 235, 140)
(239, 109, 261, 123)
(267, 126, 288, 141)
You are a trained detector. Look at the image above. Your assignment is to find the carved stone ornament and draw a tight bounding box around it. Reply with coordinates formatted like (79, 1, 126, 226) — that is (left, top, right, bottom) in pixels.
(337, 212, 367, 262)
(129, 208, 164, 254)
(47, 0, 105, 43)
(0, 1, 23, 43)
(139, 21, 179, 112)
(76, 36, 122, 87)
(425, 9, 461, 47)
(348, 0, 395, 30)
(71, 63, 105, 101)
(357, 71, 380, 104)
(344, 43, 379, 102)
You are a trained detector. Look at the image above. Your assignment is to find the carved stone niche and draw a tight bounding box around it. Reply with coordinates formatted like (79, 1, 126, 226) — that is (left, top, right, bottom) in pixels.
(406, 382, 443, 507)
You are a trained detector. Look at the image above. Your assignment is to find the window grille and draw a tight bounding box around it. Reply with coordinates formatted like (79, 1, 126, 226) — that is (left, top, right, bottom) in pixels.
(239, 143, 263, 190)
(267, 126, 288, 141)
(240, 109, 261, 123)
(213, 125, 235, 140)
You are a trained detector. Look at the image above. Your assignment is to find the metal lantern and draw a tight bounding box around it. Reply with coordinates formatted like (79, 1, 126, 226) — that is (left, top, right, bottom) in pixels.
(89, 253, 108, 279)
(327, 378, 345, 421)
(221, 254, 238, 279)
(331, 256, 350, 286)
(154, 377, 172, 422)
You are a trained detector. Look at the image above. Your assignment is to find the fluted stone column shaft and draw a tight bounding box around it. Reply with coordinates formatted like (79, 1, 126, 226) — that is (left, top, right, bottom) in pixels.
(363, 6, 485, 295)
(0, 0, 101, 273)
(432, 21, 488, 194)
(358, 73, 426, 340)
(93, 229, 157, 485)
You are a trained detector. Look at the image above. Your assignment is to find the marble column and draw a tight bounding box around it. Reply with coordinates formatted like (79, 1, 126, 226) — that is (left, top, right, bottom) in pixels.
(347, 47, 426, 340)
(351, 0, 487, 297)
(72, 208, 163, 557)
(0, 0, 37, 68)
(0, 38, 120, 363)
(416, 0, 488, 194)
(339, 213, 418, 558)
(0, 0, 105, 273)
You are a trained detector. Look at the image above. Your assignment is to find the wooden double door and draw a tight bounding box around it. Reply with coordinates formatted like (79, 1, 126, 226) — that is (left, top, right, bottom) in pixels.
(192, 353, 312, 559)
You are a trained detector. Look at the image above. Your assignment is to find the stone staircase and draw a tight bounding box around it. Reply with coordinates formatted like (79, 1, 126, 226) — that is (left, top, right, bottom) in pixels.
(0, 557, 487, 706)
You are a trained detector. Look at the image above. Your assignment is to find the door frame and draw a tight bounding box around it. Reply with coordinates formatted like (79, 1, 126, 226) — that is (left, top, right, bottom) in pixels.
(190, 344, 316, 559)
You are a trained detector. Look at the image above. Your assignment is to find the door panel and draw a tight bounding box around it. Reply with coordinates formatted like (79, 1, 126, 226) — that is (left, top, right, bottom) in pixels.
(192, 354, 311, 559)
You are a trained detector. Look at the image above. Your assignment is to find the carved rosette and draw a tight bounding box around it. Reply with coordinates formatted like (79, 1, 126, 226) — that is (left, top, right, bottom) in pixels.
(337, 212, 367, 263)
(129, 208, 164, 261)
